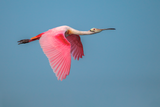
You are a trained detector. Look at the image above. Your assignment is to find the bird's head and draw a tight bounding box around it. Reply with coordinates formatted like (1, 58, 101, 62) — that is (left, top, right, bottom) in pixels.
(90, 28, 102, 33)
(90, 28, 116, 33)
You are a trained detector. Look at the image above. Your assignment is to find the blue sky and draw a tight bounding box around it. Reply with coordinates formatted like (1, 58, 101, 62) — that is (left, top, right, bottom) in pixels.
(0, 0, 160, 107)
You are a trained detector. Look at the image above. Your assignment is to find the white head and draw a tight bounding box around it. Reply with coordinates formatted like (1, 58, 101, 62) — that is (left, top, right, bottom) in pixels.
(90, 28, 103, 33)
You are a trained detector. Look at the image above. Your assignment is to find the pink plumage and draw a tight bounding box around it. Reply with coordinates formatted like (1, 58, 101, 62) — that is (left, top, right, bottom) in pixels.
(18, 25, 115, 81)
(39, 26, 84, 80)
(66, 34, 84, 60)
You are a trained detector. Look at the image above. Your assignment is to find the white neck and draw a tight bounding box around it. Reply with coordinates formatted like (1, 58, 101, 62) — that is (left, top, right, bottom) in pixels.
(68, 27, 96, 35)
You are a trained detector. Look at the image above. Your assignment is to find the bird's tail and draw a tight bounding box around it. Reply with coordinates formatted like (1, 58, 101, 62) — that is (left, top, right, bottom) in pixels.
(18, 32, 44, 45)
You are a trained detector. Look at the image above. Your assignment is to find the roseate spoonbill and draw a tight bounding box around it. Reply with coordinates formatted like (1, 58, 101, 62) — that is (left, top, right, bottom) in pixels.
(18, 26, 115, 80)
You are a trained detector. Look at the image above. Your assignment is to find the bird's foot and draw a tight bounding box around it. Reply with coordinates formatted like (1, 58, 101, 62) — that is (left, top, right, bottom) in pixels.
(18, 39, 30, 45)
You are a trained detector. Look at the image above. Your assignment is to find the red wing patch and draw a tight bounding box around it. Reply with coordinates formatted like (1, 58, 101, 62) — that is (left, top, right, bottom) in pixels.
(55, 34, 70, 46)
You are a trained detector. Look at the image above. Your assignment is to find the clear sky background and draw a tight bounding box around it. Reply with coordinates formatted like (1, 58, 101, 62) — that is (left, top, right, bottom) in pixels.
(0, 0, 160, 107)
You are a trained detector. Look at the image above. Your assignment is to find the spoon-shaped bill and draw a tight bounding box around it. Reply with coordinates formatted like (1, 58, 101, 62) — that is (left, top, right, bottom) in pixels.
(102, 28, 116, 30)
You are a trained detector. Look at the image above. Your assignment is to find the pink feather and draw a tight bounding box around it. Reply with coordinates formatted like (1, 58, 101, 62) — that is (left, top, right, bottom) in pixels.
(66, 34, 84, 60)
(39, 27, 84, 80)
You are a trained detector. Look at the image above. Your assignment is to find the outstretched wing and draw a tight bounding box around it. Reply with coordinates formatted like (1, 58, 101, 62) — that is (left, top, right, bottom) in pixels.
(39, 30, 71, 81)
(66, 34, 84, 60)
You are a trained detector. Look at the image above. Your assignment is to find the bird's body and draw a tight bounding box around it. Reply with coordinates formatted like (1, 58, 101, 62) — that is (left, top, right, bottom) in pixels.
(18, 25, 115, 80)
(39, 26, 84, 80)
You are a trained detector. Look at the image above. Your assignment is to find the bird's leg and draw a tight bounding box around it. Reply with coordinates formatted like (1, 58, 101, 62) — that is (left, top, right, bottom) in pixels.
(18, 39, 30, 45)
(18, 32, 44, 45)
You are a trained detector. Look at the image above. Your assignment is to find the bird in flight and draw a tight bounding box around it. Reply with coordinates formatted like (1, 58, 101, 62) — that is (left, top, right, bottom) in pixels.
(18, 26, 115, 80)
